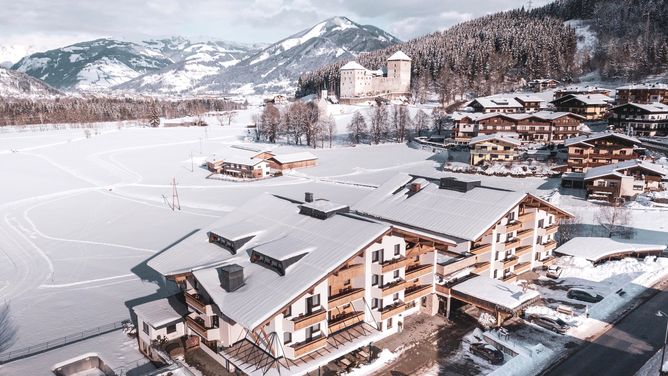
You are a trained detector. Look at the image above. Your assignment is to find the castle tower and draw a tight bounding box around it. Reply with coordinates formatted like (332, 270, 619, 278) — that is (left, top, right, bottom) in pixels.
(339, 61, 370, 98)
(387, 51, 412, 94)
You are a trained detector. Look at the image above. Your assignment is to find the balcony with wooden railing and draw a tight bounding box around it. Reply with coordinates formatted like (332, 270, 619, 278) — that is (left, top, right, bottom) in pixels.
(438, 256, 477, 276)
(328, 288, 365, 310)
(543, 240, 557, 252)
(500, 256, 519, 268)
(515, 245, 532, 257)
(519, 211, 535, 223)
(328, 311, 364, 334)
(499, 220, 522, 233)
(333, 263, 364, 280)
(540, 256, 557, 266)
(435, 284, 451, 296)
(292, 309, 327, 331)
(185, 290, 207, 313)
(186, 313, 217, 341)
(517, 228, 533, 240)
(473, 262, 490, 274)
(502, 273, 517, 283)
(470, 243, 492, 255)
(405, 264, 433, 281)
(381, 279, 406, 297)
(292, 335, 327, 358)
(380, 257, 409, 273)
(544, 224, 558, 236)
(515, 262, 531, 274)
(503, 238, 521, 250)
(380, 301, 406, 320)
(404, 284, 431, 302)
(406, 244, 434, 257)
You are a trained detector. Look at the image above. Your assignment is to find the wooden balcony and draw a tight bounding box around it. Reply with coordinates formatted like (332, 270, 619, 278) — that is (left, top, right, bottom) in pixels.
(406, 244, 434, 257)
(438, 256, 476, 276)
(405, 264, 433, 281)
(381, 257, 409, 273)
(501, 256, 519, 268)
(435, 284, 451, 296)
(328, 288, 365, 310)
(541, 256, 557, 266)
(470, 243, 492, 255)
(404, 285, 431, 302)
(186, 314, 217, 341)
(502, 273, 517, 283)
(515, 245, 532, 257)
(500, 221, 522, 233)
(504, 238, 521, 250)
(473, 262, 490, 274)
(185, 291, 207, 313)
(380, 302, 406, 320)
(333, 263, 364, 280)
(517, 228, 533, 240)
(381, 279, 406, 297)
(292, 309, 327, 331)
(544, 240, 557, 252)
(328, 311, 364, 334)
(515, 262, 531, 274)
(292, 335, 327, 358)
(519, 211, 535, 223)
(544, 224, 558, 236)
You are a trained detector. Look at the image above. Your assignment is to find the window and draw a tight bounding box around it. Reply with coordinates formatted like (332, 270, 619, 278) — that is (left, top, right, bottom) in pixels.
(284, 305, 292, 318)
(284, 332, 292, 345)
(394, 244, 400, 256)
(393, 293, 399, 301)
(387, 318, 393, 329)
(493, 269, 498, 278)
(537, 235, 543, 245)
(496, 233, 501, 243)
(538, 219, 544, 228)
(393, 270, 400, 279)
(372, 298, 380, 309)
(306, 295, 320, 314)
(372, 274, 379, 286)
(166, 324, 177, 334)
(372, 250, 381, 263)
(143, 322, 149, 335)
(344, 279, 351, 286)
(306, 324, 320, 340)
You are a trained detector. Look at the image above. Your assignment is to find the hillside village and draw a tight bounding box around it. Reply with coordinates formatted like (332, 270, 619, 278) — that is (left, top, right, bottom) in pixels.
(1, 1, 668, 376)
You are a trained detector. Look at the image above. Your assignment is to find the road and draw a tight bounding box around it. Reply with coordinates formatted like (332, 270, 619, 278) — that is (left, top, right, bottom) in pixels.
(544, 283, 668, 376)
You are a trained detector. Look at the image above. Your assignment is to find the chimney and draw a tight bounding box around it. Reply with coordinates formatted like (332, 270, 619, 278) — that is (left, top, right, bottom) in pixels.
(439, 177, 481, 192)
(409, 182, 422, 193)
(218, 264, 244, 292)
(305, 192, 314, 203)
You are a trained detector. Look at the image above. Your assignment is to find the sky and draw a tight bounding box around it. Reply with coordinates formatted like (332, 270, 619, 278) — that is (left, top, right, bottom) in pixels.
(0, 0, 552, 53)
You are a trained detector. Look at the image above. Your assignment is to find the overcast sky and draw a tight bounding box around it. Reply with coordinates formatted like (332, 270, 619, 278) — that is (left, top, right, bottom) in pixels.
(0, 0, 552, 51)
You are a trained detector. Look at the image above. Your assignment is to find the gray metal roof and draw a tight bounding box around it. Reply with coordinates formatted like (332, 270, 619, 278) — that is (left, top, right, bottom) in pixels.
(133, 295, 188, 328)
(563, 132, 641, 147)
(452, 275, 540, 310)
(584, 160, 668, 180)
(353, 173, 527, 242)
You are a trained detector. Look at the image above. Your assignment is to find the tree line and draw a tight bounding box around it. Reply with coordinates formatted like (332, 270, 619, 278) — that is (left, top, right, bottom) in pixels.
(0, 96, 246, 126)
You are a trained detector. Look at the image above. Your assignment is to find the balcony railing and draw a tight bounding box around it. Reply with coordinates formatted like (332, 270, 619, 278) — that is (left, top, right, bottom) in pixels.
(333, 263, 364, 280)
(328, 288, 365, 310)
(328, 311, 364, 334)
(405, 264, 433, 281)
(502, 273, 517, 283)
(519, 212, 535, 223)
(540, 256, 557, 265)
(381, 279, 406, 297)
(404, 284, 431, 302)
(516, 228, 533, 240)
(500, 221, 522, 233)
(438, 256, 477, 276)
(501, 256, 519, 268)
(381, 257, 409, 273)
(470, 243, 492, 255)
(515, 245, 532, 257)
(292, 335, 327, 358)
(435, 284, 451, 296)
(544, 240, 557, 251)
(515, 262, 531, 274)
(504, 238, 521, 250)
(185, 291, 207, 313)
(379, 302, 406, 320)
(292, 308, 327, 331)
(406, 244, 434, 257)
(186, 314, 217, 341)
(544, 224, 558, 235)
(473, 262, 490, 274)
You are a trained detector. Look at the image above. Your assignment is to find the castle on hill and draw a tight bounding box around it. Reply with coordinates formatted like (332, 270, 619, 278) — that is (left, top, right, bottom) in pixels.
(339, 51, 411, 102)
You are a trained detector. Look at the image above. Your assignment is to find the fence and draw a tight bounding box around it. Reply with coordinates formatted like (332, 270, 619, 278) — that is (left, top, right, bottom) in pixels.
(0, 320, 127, 364)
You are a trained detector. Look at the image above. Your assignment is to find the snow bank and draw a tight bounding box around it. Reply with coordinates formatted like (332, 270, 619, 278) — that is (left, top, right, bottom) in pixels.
(525, 305, 585, 327)
(488, 344, 555, 376)
(478, 312, 496, 329)
(342, 348, 402, 376)
(557, 256, 667, 283)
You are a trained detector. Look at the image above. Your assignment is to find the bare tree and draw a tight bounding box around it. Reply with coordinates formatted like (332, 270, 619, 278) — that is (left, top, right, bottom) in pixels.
(431, 107, 449, 135)
(596, 203, 634, 239)
(259, 103, 281, 143)
(324, 114, 336, 148)
(412, 109, 431, 139)
(557, 213, 583, 244)
(393, 105, 411, 143)
(369, 104, 389, 144)
(347, 112, 368, 145)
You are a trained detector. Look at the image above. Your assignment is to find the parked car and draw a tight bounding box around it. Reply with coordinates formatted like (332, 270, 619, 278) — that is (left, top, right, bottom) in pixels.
(546, 265, 562, 279)
(527, 314, 570, 334)
(469, 342, 504, 365)
(567, 288, 604, 303)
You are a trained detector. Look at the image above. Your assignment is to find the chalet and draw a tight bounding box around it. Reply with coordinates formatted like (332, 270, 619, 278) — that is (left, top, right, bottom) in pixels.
(465, 96, 529, 113)
(615, 83, 668, 105)
(266, 152, 318, 171)
(528, 79, 560, 92)
(551, 94, 614, 120)
(453, 111, 584, 143)
(608, 102, 668, 137)
(584, 160, 667, 202)
(554, 86, 612, 100)
(134, 296, 188, 362)
(563, 132, 642, 173)
(513, 94, 545, 112)
(136, 174, 573, 375)
(468, 134, 522, 166)
(220, 156, 270, 179)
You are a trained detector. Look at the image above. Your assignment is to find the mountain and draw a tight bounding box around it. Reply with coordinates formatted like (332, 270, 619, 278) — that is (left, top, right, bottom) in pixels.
(12, 38, 174, 91)
(118, 16, 400, 95)
(0, 67, 63, 98)
(0, 44, 39, 68)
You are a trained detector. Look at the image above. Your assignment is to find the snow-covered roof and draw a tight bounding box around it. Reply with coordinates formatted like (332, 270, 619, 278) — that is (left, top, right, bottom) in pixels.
(340, 61, 368, 70)
(449, 111, 483, 121)
(553, 94, 613, 105)
(353, 174, 528, 242)
(467, 96, 523, 109)
(149, 194, 389, 330)
(452, 275, 540, 311)
(610, 102, 668, 113)
(616, 83, 668, 90)
(556, 85, 611, 93)
(224, 156, 266, 166)
(564, 132, 641, 147)
(474, 111, 584, 122)
(133, 296, 188, 328)
(387, 51, 411, 61)
(554, 237, 666, 263)
(469, 134, 522, 146)
(512, 94, 545, 103)
(584, 159, 668, 180)
(269, 152, 318, 164)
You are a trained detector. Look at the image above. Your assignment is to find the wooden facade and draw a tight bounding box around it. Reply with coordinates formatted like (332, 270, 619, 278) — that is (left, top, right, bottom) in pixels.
(566, 134, 639, 173)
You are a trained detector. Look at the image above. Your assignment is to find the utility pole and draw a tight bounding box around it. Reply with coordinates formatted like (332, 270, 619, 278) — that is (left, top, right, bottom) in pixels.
(171, 178, 181, 211)
(190, 151, 194, 173)
(199, 137, 203, 154)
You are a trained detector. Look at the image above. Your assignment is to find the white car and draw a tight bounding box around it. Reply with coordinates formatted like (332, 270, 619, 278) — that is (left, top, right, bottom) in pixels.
(546, 265, 562, 279)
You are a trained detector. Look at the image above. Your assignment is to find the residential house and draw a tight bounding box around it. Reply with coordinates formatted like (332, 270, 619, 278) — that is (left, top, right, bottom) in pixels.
(554, 86, 612, 100)
(608, 102, 668, 137)
(465, 95, 544, 113)
(563, 132, 642, 173)
(615, 83, 668, 105)
(266, 152, 318, 171)
(134, 296, 188, 362)
(551, 94, 614, 120)
(584, 160, 667, 202)
(468, 134, 522, 166)
(528, 79, 560, 92)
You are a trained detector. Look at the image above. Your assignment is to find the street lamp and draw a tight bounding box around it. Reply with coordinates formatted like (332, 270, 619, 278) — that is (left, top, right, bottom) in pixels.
(657, 310, 668, 376)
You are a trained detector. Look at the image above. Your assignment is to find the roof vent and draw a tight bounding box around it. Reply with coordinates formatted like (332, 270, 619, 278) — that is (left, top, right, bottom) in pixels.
(439, 177, 481, 192)
(305, 192, 314, 203)
(299, 199, 349, 219)
(218, 264, 244, 292)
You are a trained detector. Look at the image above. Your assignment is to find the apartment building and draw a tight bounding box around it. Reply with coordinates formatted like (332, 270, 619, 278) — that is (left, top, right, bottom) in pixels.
(563, 132, 642, 173)
(465, 95, 544, 113)
(615, 83, 668, 105)
(608, 102, 668, 137)
(584, 160, 667, 202)
(468, 134, 521, 166)
(136, 175, 572, 375)
(551, 94, 614, 120)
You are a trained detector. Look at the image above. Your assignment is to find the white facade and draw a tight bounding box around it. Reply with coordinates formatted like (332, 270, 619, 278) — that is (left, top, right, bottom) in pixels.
(340, 51, 412, 99)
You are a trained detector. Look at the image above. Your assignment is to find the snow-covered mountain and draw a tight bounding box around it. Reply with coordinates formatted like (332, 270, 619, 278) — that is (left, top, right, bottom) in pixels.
(0, 66, 63, 97)
(0, 45, 39, 68)
(120, 16, 400, 95)
(11, 38, 174, 91)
